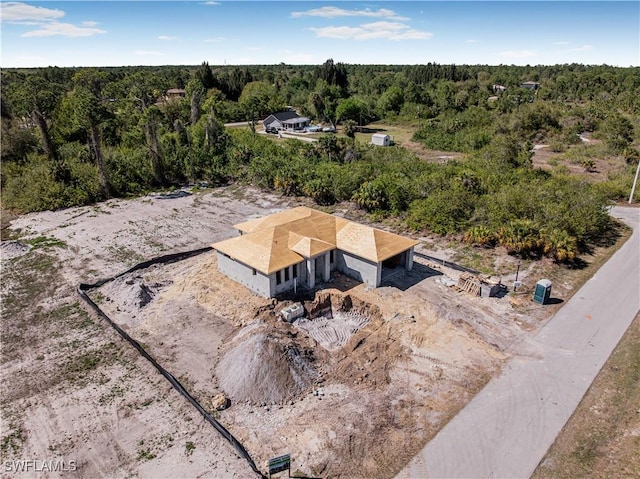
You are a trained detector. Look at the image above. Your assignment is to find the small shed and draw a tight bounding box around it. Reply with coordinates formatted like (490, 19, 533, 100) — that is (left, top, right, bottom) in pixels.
(372, 133, 391, 146)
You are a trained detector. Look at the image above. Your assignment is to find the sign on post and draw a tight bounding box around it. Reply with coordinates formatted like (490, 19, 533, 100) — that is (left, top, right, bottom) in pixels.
(268, 454, 291, 477)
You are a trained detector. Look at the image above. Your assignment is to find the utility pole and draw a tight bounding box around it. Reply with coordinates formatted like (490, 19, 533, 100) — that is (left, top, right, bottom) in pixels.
(629, 159, 640, 204)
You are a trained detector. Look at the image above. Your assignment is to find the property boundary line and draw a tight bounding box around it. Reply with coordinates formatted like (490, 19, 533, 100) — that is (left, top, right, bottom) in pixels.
(76, 246, 266, 479)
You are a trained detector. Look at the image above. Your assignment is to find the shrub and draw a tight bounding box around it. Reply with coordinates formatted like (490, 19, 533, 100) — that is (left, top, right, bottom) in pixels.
(496, 219, 541, 255)
(540, 228, 578, 262)
(407, 188, 473, 234)
(464, 225, 496, 247)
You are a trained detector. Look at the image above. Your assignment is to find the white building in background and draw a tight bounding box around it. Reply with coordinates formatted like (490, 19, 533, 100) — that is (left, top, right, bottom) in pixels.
(371, 133, 391, 146)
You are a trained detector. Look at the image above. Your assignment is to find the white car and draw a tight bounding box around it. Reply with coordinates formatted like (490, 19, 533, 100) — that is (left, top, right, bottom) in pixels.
(322, 126, 336, 133)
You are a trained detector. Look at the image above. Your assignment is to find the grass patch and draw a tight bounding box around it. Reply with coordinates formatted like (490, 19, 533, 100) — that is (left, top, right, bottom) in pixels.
(0, 423, 25, 456)
(107, 245, 146, 266)
(533, 313, 640, 478)
(99, 384, 126, 406)
(185, 441, 195, 456)
(61, 342, 122, 386)
(1, 251, 59, 311)
(452, 245, 498, 275)
(137, 448, 157, 461)
(24, 235, 67, 249)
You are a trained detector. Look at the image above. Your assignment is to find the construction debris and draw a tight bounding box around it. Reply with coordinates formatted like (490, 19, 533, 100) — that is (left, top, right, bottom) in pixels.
(280, 303, 305, 322)
(455, 273, 502, 297)
(211, 394, 230, 411)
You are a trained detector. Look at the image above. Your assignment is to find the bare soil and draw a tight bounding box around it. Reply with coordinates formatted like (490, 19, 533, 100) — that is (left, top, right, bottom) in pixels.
(0, 184, 621, 478)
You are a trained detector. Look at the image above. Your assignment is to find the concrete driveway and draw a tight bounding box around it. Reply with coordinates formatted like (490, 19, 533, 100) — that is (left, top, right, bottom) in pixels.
(397, 206, 640, 479)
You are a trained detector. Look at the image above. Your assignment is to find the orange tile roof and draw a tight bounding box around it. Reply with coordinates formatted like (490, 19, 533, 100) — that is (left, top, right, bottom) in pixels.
(212, 207, 418, 274)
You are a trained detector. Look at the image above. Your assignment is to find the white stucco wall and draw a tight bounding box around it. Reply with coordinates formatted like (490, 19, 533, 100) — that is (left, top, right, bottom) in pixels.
(335, 251, 381, 287)
(216, 252, 272, 297)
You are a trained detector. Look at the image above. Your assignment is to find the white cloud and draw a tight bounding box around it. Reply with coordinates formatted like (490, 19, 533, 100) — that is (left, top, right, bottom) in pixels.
(466, 39, 478, 44)
(567, 44, 594, 52)
(201, 1, 220, 5)
(0, 2, 64, 22)
(310, 21, 432, 41)
(204, 37, 225, 43)
(292, 6, 408, 21)
(134, 50, 164, 56)
(246, 46, 263, 51)
(21, 22, 106, 37)
(498, 49, 538, 59)
(2, 3, 105, 38)
(158, 35, 177, 40)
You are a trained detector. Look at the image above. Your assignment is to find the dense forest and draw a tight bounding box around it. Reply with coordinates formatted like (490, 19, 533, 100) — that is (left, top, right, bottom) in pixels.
(2, 60, 639, 262)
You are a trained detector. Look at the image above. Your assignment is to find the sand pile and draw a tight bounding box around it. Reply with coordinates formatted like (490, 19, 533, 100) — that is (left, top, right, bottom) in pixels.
(99, 274, 168, 314)
(1, 240, 31, 259)
(216, 327, 317, 405)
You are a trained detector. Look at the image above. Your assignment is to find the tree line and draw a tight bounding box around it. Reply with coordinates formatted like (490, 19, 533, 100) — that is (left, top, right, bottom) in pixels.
(1, 60, 638, 262)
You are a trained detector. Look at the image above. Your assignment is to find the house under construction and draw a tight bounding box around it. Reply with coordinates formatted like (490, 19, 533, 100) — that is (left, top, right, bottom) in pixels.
(212, 207, 418, 297)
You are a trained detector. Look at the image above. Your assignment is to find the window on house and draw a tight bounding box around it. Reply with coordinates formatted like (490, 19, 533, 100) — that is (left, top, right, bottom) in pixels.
(293, 264, 298, 278)
(252, 269, 256, 276)
(284, 267, 290, 282)
(276, 271, 282, 285)
(330, 250, 335, 264)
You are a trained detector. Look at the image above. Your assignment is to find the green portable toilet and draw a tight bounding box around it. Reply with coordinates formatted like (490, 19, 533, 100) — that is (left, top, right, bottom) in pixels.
(533, 279, 552, 304)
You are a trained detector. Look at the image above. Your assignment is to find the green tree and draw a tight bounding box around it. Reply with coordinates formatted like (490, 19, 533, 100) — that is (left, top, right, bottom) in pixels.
(67, 69, 113, 197)
(352, 179, 389, 212)
(600, 113, 634, 153)
(196, 61, 215, 90)
(407, 188, 474, 234)
(239, 81, 282, 119)
(377, 86, 404, 116)
(6, 71, 67, 179)
(185, 78, 205, 125)
(335, 97, 369, 124)
(314, 59, 348, 90)
(343, 119, 357, 140)
(141, 106, 166, 186)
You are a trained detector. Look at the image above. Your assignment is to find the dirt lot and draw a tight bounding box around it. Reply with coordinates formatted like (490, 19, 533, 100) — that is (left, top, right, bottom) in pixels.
(0, 185, 620, 478)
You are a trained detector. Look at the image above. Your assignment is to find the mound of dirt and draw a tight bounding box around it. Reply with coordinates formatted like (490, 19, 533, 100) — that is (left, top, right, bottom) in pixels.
(216, 326, 317, 405)
(99, 274, 168, 314)
(1, 240, 31, 259)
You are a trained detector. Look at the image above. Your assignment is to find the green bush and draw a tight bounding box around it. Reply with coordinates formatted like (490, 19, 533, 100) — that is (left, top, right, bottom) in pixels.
(2, 154, 102, 212)
(407, 188, 474, 234)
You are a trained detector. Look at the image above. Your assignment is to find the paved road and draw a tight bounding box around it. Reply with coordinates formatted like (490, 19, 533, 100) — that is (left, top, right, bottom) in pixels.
(397, 206, 640, 479)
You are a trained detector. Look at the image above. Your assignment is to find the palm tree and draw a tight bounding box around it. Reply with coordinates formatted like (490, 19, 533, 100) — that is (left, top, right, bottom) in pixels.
(540, 228, 578, 262)
(464, 225, 496, 246)
(343, 119, 357, 140)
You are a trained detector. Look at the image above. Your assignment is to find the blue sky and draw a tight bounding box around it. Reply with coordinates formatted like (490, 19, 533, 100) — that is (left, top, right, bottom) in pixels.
(1, 1, 638, 68)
